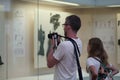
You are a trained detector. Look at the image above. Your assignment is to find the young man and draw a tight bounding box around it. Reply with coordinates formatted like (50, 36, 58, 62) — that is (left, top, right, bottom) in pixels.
(47, 15, 82, 80)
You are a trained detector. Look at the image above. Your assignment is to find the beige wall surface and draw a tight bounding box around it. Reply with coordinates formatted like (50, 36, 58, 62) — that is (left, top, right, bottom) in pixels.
(4, 0, 120, 79)
(117, 14, 120, 64)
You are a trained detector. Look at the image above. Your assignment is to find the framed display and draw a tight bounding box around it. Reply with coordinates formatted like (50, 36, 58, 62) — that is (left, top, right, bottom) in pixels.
(34, 9, 71, 68)
(92, 14, 116, 55)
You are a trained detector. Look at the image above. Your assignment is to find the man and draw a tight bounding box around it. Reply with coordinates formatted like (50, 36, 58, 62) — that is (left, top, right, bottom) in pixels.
(47, 15, 82, 80)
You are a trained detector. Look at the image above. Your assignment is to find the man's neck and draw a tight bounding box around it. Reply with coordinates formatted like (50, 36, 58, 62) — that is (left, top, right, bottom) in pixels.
(67, 32, 78, 39)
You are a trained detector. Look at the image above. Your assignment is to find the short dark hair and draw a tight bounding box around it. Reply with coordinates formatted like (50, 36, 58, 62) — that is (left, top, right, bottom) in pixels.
(64, 15, 81, 32)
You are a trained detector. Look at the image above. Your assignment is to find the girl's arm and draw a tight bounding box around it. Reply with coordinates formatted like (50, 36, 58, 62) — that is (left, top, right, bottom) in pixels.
(107, 64, 119, 76)
(89, 65, 98, 80)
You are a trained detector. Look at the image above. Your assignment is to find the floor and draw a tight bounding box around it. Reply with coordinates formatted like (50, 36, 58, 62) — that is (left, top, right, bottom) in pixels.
(8, 70, 120, 80)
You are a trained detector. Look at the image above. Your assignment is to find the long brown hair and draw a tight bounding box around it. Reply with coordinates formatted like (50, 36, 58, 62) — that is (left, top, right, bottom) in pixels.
(88, 37, 109, 65)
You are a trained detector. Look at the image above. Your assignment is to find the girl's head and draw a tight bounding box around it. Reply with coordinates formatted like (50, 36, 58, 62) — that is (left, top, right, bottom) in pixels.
(87, 37, 108, 64)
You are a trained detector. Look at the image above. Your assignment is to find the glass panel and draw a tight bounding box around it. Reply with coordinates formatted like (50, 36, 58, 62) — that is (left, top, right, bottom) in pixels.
(36, 0, 54, 80)
(0, 0, 119, 80)
(0, 5, 5, 80)
(4, 0, 39, 80)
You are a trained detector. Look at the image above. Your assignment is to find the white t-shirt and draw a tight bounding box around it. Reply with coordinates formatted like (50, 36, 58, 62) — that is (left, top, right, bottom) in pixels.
(86, 57, 101, 80)
(53, 38, 82, 80)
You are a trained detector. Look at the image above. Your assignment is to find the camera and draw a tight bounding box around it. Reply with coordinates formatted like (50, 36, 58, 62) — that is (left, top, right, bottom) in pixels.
(48, 32, 60, 48)
(48, 32, 59, 39)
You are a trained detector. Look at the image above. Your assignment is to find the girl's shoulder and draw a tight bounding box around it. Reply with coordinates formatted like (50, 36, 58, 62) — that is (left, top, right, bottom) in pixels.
(87, 57, 99, 60)
(86, 57, 101, 69)
(87, 57, 101, 63)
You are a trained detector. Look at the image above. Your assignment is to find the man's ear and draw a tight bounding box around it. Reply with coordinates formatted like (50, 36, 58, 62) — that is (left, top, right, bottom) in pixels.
(67, 25, 71, 30)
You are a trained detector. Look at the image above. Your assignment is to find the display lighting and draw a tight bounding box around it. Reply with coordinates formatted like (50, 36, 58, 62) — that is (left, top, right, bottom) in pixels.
(43, 0, 80, 6)
(107, 5, 120, 7)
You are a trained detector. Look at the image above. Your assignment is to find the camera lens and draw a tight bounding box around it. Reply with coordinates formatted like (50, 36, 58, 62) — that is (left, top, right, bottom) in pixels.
(48, 33, 52, 39)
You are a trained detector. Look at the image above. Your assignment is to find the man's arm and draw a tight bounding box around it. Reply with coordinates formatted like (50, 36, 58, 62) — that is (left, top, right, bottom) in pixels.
(47, 46, 59, 68)
(47, 36, 59, 68)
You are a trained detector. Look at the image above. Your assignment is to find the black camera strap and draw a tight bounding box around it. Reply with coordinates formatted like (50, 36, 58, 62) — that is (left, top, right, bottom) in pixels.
(57, 35, 83, 80)
(67, 38, 83, 80)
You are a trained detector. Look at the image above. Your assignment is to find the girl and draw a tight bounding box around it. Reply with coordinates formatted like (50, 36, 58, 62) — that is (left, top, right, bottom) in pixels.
(86, 37, 119, 80)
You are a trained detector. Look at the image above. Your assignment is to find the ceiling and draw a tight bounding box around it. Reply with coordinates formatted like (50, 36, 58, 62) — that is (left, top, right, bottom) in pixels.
(21, 0, 120, 8)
